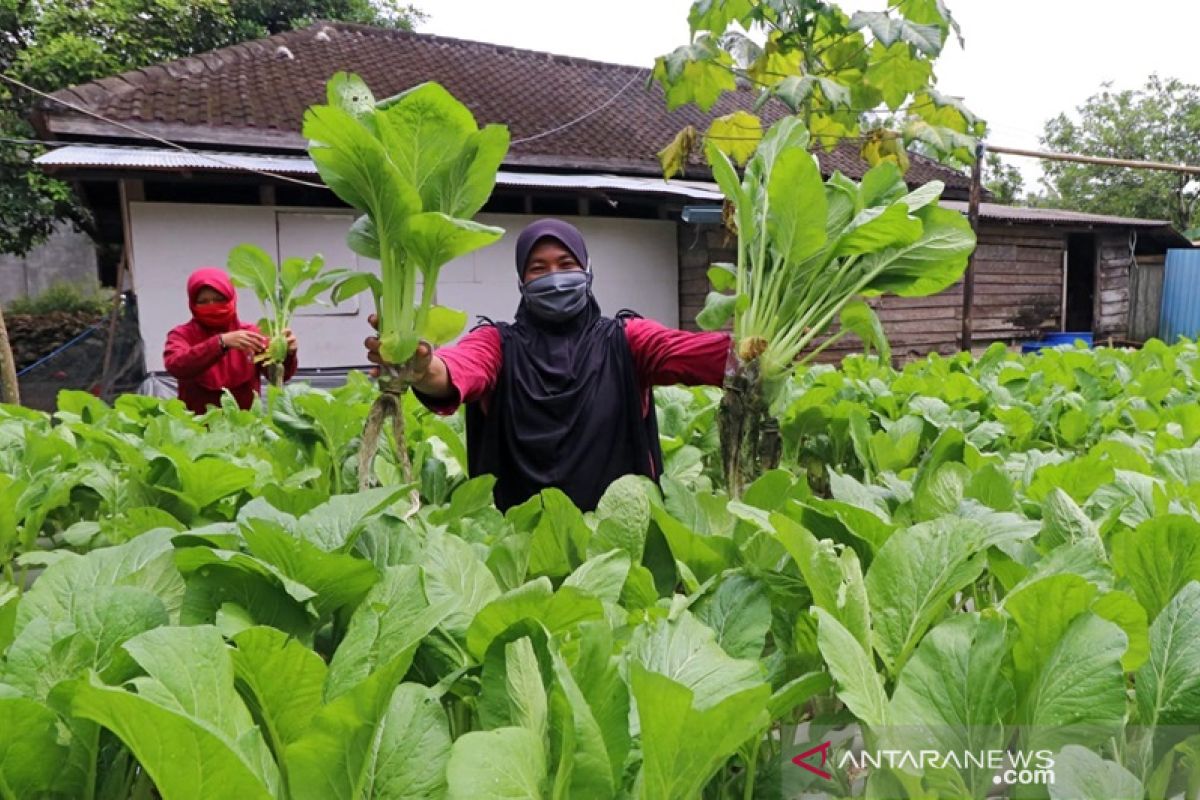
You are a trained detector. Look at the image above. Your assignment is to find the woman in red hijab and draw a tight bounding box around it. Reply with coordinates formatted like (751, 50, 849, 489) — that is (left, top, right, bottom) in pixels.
(163, 267, 298, 414)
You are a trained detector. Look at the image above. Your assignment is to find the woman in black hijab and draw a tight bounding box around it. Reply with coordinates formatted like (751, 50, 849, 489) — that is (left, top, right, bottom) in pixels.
(366, 218, 731, 511)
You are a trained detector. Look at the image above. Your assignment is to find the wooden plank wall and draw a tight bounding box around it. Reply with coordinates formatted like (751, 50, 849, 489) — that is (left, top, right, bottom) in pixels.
(674, 220, 1142, 362)
(1096, 230, 1132, 340)
(1128, 253, 1164, 342)
(798, 222, 1068, 362)
(971, 225, 1065, 341)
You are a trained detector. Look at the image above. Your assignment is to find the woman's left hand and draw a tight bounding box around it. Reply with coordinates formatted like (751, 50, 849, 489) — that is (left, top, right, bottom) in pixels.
(284, 329, 298, 355)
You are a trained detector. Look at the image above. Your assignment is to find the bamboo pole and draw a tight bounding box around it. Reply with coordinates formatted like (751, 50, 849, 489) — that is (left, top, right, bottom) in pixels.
(0, 305, 19, 405)
(961, 142, 985, 352)
(98, 248, 128, 400)
(988, 144, 1200, 175)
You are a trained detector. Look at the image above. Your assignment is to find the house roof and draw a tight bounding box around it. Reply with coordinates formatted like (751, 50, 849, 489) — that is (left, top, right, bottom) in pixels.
(941, 200, 1193, 248)
(39, 21, 973, 191)
(942, 200, 1172, 228)
(35, 143, 725, 200)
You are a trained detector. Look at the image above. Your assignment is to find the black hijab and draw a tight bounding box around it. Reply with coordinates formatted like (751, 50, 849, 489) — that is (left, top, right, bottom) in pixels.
(464, 219, 663, 512)
(515, 218, 591, 278)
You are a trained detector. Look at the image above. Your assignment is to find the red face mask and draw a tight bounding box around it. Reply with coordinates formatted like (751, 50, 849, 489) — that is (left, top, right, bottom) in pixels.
(193, 301, 235, 329)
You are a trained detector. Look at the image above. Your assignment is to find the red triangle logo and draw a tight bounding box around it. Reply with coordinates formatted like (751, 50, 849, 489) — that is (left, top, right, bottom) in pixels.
(792, 741, 833, 780)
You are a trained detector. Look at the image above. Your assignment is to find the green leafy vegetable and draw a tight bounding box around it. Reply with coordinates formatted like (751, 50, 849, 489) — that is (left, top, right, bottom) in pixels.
(304, 73, 508, 496)
(227, 244, 352, 387)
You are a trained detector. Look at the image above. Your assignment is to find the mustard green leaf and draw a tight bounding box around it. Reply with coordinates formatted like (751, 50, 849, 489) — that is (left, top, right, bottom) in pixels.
(632, 664, 769, 800)
(1136, 581, 1200, 728)
(447, 727, 547, 800)
(402, 213, 504, 281)
(1112, 515, 1200, 621)
(1048, 746, 1143, 800)
(231, 626, 327, 754)
(814, 607, 891, 729)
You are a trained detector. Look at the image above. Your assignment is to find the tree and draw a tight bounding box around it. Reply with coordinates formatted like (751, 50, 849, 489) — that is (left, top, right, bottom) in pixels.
(0, 0, 423, 257)
(983, 152, 1024, 205)
(0, 307, 17, 404)
(1039, 74, 1200, 236)
(652, 0, 984, 177)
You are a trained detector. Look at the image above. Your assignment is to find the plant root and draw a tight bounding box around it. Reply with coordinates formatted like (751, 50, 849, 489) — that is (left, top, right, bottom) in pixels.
(358, 366, 421, 516)
(719, 356, 778, 498)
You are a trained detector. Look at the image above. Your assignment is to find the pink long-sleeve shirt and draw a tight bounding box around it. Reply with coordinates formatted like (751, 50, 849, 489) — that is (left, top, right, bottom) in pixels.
(418, 317, 731, 417)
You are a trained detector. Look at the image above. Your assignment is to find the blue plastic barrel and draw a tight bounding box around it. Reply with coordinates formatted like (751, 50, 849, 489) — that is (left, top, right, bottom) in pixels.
(1042, 332, 1094, 347)
(1160, 249, 1200, 342)
(1020, 332, 1093, 353)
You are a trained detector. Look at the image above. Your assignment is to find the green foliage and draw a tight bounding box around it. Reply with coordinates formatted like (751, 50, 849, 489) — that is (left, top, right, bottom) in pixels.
(653, 0, 984, 177)
(1038, 74, 1200, 232)
(227, 244, 353, 374)
(982, 152, 1025, 205)
(1049, 746, 1144, 800)
(0, 0, 423, 256)
(305, 74, 508, 366)
(5, 280, 112, 316)
(703, 120, 975, 388)
(889, 613, 1013, 799)
(9, 339, 1200, 796)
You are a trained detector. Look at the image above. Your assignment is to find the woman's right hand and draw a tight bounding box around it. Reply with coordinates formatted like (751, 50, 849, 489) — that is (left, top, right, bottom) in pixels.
(364, 314, 432, 381)
(220, 330, 267, 354)
(364, 315, 453, 398)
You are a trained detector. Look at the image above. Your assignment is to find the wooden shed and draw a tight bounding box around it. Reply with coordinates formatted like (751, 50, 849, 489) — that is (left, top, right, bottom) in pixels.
(680, 203, 1190, 360)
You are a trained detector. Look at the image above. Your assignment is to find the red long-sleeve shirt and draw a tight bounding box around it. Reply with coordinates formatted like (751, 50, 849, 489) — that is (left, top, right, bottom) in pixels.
(163, 323, 297, 415)
(418, 317, 731, 417)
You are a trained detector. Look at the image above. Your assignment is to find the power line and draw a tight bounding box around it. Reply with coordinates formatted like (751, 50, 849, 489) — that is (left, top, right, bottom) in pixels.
(511, 72, 641, 145)
(7, 68, 645, 176)
(0, 72, 328, 188)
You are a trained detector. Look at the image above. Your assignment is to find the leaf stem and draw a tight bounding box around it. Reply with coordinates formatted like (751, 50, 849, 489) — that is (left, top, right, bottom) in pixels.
(735, 219, 749, 340)
(796, 328, 851, 366)
(743, 737, 761, 800)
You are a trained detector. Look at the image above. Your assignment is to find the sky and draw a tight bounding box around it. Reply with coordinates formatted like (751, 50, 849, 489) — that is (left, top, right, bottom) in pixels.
(417, 0, 1200, 191)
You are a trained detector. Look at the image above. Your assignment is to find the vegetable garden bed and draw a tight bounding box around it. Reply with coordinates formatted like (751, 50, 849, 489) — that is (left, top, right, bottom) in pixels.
(1, 340, 1199, 798)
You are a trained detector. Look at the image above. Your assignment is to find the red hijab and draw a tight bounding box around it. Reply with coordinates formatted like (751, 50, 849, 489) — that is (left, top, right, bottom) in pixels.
(186, 267, 258, 391)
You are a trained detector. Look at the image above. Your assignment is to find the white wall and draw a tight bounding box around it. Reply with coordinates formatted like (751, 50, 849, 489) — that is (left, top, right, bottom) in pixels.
(131, 203, 678, 371)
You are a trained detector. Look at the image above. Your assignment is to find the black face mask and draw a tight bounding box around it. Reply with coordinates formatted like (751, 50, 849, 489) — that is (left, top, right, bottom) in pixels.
(519, 270, 594, 323)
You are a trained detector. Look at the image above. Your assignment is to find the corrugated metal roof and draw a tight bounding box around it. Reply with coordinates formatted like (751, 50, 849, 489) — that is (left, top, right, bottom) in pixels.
(36, 144, 1189, 241)
(942, 200, 1172, 228)
(36, 144, 723, 200)
(37, 145, 316, 175)
(491, 171, 721, 200)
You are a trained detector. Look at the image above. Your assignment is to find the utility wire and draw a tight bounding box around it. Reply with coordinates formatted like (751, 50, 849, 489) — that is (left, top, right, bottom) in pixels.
(511, 72, 642, 145)
(8, 68, 645, 173)
(0, 72, 328, 188)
